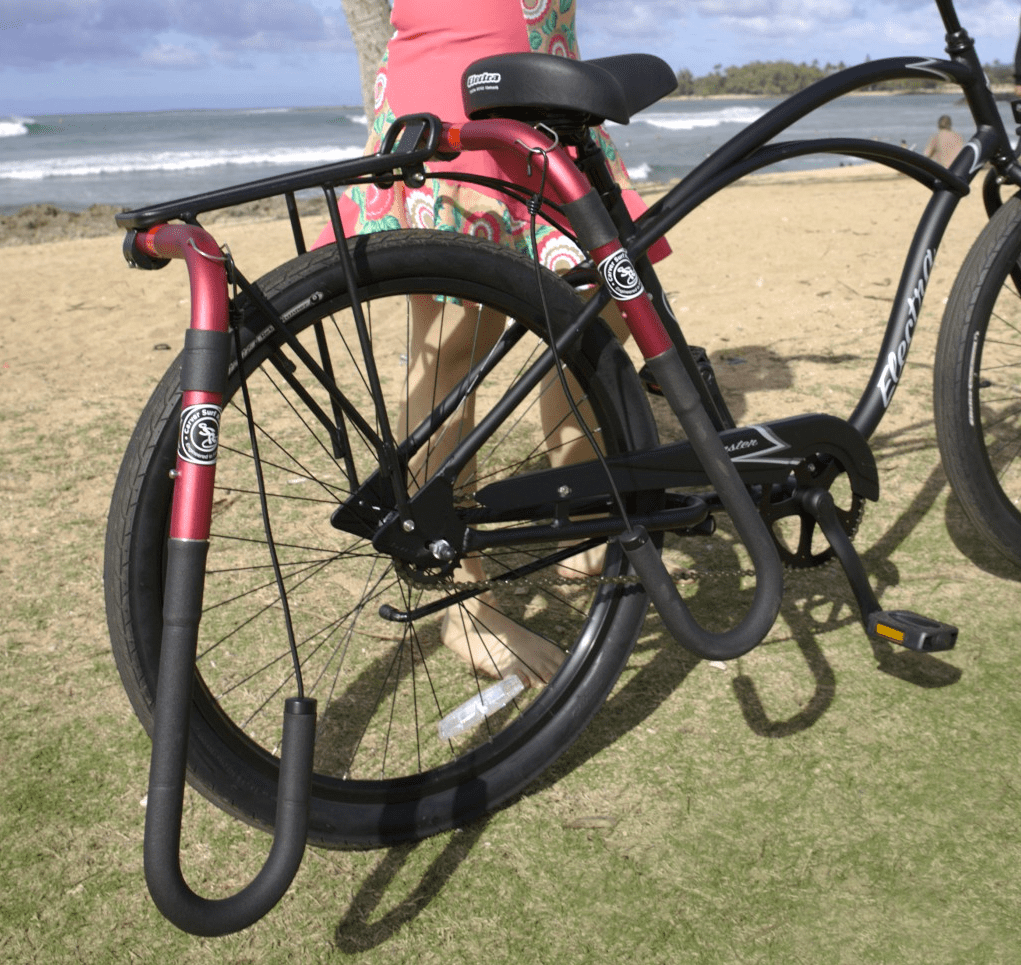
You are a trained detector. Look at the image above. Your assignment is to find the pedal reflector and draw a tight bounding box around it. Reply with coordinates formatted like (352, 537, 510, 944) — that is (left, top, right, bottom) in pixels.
(867, 610, 958, 653)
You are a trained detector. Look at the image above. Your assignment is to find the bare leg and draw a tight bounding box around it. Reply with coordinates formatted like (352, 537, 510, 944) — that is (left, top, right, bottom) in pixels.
(440, 561, 565, 688)
(402, 295, 565, 686)
(404, 295, 632, 680)
(538, 368, 607, 578)
(539, 300, 632, 578)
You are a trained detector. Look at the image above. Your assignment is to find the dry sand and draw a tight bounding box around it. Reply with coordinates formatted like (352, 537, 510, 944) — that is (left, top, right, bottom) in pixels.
(0, 164, 1009, 645)
(1, 164, 993, 421)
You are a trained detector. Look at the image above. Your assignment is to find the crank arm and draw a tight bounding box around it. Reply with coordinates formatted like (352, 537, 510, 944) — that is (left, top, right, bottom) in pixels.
(799, 488, 958, 653)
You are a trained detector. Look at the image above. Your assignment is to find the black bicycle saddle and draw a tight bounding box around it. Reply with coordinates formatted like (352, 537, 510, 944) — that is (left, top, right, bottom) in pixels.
(461, 52, 677, 128)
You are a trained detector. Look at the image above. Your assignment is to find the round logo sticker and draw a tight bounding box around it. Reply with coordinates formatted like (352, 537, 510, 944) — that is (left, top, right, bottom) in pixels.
(598, 250, 644, 301)
(178, 404, 221, 465)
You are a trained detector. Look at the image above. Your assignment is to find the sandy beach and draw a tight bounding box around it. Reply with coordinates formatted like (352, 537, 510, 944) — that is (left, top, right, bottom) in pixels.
(0, 163, 1003, 591)
(4, 163, 1021, 958)
(0, 163, 995, 442)
(0, 161, 1005, 719)
(0, 163, 1003, 571)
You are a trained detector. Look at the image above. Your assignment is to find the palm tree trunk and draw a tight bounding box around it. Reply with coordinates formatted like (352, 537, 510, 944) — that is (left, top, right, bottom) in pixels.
(340, 0, 393, 122)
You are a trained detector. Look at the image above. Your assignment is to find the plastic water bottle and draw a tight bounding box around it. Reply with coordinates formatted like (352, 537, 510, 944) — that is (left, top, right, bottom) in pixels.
(438, 675, 525, 741)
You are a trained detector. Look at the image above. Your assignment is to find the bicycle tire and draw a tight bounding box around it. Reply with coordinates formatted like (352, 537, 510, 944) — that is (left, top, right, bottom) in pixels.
(105, 229, 661, 847)
(935, 194, 1021, 566)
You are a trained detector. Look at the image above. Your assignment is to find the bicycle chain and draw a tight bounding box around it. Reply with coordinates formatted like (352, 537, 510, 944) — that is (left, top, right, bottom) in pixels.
(403, 465, 859, 594)
(437, 496, 856, 593)
(402, 555, 836, 594)
(399, 569, 637, 593)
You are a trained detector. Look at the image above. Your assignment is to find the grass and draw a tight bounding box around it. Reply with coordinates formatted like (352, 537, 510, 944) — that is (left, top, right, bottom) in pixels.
(2, 182, 1020, 963)
(3, 373, 1018, 965)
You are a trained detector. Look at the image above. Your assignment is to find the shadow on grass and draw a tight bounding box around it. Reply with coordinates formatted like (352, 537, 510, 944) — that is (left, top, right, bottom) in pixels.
(944, 489, 1021, 582)
(329, 418, 974, 948)
(326, 626, 704, 951)
(731, 604, 838, 738)
(535, 629, 705, 792)
(538, 418, 967, 756)
(332, 815, 491, 953)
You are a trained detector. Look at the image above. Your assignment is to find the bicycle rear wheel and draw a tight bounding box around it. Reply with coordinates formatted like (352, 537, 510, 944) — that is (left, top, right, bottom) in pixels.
(935, 194, 1021, 566)
(105, 230, 659, 847)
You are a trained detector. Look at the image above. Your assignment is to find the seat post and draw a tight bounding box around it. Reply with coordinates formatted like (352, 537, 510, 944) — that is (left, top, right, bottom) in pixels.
(574, 131, 633, 239)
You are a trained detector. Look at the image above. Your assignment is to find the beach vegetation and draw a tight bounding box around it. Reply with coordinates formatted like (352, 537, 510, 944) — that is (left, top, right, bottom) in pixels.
(983, 59, 1015, 87)
(676, 58, 1011, 96)
(677, 60, 843, 97)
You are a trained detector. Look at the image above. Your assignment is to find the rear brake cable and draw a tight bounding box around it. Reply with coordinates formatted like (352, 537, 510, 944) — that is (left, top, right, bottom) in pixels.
(226, 250, 305, 699)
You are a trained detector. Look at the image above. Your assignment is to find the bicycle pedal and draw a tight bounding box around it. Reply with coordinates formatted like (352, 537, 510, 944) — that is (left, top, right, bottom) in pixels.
(867, 610, 958, 653)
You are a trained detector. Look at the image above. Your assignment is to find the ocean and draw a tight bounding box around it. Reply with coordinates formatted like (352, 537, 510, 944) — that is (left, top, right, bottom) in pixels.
(1, 93, 1015, 214)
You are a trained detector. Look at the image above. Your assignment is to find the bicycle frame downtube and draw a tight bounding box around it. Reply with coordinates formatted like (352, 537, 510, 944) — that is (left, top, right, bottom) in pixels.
(128, 224, 316, 937)
(624, 54, 1017, 443)
(851, 185, 961, 436)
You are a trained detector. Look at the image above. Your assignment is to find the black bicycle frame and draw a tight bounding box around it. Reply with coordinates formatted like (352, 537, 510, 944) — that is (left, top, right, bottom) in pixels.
(386, 43, 1021, 578)
(120, 32, 1021, 601)
(625, 45, 1021, 443)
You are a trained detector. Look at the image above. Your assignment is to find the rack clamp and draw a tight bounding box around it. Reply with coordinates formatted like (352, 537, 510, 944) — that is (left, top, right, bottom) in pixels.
(376, 113, 449, 189)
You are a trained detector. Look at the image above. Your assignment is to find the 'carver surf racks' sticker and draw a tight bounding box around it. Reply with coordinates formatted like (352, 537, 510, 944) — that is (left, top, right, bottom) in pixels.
(178, 404, 222, 465)
(598, 249, 645, 301)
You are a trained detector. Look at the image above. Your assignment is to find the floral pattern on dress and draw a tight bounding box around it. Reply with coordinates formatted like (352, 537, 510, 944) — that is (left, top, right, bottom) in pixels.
(333, 0, 636, 272)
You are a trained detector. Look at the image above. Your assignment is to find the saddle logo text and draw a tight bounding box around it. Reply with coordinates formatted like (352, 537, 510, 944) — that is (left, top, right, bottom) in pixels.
(178, 404, 221, 466)
(466, 71, 501, 91)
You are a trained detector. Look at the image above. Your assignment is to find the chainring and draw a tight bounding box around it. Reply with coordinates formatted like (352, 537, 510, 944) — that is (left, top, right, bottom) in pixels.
(758, 456, 866, 569)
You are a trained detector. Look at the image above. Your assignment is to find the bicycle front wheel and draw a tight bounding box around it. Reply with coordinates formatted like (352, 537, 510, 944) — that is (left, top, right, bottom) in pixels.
(105, 229, 659, 847)
(935, 194, 1021, 566)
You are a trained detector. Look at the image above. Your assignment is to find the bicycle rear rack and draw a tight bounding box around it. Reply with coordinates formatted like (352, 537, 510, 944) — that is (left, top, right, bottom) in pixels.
(118, 114, 448, 260)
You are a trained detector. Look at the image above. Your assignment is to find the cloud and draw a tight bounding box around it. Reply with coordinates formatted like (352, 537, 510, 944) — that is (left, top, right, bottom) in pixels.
(695, 0, 857, 37)
(165, 0, 323, 43)
(0, 2, 135, 66)
(2, 0, 1016, 87)
(686, 0, 1017, 61)
(139, 42, 207, 69)
(0, 0, 352, 69)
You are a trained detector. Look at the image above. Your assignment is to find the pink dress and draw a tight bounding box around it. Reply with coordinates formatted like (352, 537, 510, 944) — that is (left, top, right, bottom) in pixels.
(321, 0, 664, 270)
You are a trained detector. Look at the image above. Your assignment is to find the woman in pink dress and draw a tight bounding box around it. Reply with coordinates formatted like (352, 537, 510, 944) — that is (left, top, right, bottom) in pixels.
(322, 0, 654, 686)
(322, 0, 651, 270)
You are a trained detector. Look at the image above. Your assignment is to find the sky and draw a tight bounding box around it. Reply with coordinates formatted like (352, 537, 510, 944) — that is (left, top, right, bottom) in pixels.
(1, 0, 1018, 115)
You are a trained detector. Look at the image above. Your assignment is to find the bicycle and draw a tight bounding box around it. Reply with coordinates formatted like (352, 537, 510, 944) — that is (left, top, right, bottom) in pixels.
(105, 0, 1021, 934)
